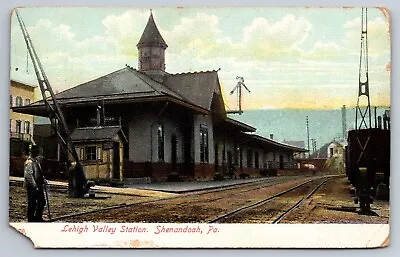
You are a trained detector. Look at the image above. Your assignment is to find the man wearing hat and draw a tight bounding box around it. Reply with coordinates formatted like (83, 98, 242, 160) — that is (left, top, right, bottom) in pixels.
(23, 144, 46, 222)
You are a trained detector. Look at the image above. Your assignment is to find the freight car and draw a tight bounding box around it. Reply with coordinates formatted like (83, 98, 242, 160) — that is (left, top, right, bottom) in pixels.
(345, 115, 390, 213)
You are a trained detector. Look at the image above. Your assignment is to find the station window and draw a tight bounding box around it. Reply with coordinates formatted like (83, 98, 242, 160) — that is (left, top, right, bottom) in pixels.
(234, 144, 239, 165)
(157, 124, 165, 161)
(16, 96, 23, 107)
(247, 149, 253, 168)
(24, 99, 31, 106)
(255, 151, 259, 169)
(200, 125, 209, 163)
(9, 95, 13, 107)
(85, 146, 97, 161)
(24, 121, 30, 134)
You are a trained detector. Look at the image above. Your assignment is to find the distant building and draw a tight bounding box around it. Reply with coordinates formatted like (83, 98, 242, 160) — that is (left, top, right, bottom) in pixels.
(324, 141, 345, 173)
(327, 141, 344, 159)
(13, 12, 307, 182)
(283, 140, 306, 159)
(9, 80, 36, 156)
(305, 140, 345, 173)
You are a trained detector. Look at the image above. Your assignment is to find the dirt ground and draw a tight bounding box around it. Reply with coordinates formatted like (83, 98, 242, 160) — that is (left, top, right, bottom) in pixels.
(58, 177, 314, 222)
(9, 176, 389, 224)
(281, 176, 390, 224)
(8, 180, 170, 222)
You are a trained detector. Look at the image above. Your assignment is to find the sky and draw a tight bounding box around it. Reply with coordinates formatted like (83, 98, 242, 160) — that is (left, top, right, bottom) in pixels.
(10, 7, 391, 110)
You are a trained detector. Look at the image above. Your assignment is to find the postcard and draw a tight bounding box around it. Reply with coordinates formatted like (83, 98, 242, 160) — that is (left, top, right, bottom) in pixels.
(9, 6, 390, 248)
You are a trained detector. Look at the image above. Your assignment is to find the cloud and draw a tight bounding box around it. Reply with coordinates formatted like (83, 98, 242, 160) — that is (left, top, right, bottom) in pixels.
(10, 11, 144, 93)
(344, 16, 390, 56)
(10, 9, 390, 109)
(163, 13, 220, 56)
(163, 13, 312, 62)
(242, 15, 311, 58)
(102, 10, 149, 58)
(306, 41, 349, 59)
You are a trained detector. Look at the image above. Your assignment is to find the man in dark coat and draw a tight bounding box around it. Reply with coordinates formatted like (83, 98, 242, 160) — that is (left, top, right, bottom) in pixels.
(23, 145, 46, 222)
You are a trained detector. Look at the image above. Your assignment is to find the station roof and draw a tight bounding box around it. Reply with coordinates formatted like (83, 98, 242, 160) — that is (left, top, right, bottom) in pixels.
(225, 118, 256, 132)
(54, 67, 182, 100)
(163, 70, 221, 111)
(12, 66, 210, 116)
(246, 133, 309, 153)
(136, 12, 168, 49)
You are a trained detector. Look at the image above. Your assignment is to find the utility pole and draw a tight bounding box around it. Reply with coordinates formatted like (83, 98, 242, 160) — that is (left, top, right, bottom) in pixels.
(311, 138, 317, 153)
(306, 116, 310, 158)
(342, 105, 347, 140)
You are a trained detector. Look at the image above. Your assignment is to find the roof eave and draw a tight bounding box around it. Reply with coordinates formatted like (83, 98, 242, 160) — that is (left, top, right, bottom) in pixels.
(251, 134, 308, 153)
(12, 94, 209, 117)
(225, 118, 256, 132)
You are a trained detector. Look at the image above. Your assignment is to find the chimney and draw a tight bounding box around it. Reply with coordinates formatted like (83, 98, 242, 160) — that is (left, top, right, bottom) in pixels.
(270, 134, 274, 140)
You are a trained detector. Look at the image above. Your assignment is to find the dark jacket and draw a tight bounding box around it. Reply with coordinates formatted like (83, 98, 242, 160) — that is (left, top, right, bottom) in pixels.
(23, 157, 45, 190)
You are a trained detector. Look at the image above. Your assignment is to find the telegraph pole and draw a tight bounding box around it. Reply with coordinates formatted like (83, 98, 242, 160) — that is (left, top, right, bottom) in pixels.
(342, 105, 347, 140)
(306, 116, 310, 158)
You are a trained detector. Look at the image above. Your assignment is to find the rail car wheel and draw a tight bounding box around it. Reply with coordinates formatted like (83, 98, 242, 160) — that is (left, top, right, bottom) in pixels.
(376, 183, 389, 200)
(359, 195, 371, 214)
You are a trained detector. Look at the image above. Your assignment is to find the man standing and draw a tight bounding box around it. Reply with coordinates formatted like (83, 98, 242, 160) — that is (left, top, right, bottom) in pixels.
(23, 145, 46, 222)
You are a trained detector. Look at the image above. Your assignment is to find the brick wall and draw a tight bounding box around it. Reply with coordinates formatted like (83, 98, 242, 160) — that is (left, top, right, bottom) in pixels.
(194, 163, 214, 181)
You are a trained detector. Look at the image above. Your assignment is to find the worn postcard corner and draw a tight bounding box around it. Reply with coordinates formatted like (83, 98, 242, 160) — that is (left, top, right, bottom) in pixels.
(9, 6, 390, 249)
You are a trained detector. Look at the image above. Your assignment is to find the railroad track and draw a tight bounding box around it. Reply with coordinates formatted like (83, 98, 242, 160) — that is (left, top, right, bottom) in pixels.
(272, 179, 328, 224)
(207, 177, 331, 224)
(49, 176, 306, 222)
(172, 176, 301, 206)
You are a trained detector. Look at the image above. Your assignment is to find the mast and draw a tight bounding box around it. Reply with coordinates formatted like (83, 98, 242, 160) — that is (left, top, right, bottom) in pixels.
(355, 7, 372, 130)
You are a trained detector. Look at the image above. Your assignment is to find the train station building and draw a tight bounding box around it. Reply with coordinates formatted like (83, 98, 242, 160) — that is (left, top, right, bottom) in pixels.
(13, 12, 306, 182)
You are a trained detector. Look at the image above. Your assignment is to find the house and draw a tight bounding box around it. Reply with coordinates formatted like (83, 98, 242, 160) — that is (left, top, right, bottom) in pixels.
(12, 12, 307, 182)
(301, 140, 345, 173)
(9, 80, 36, 156)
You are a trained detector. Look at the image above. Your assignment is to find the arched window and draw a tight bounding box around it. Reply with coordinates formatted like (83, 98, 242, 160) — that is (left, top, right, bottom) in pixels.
(200, 125, 209, 163)
(24, 99, 31, 106)
(9, 95, 13, 107)
(255, 151, 259, 169)
(24, 121, 30, 134)
(247, 149, 253, 168)
(15, 120, 22, 133)
(16, 96, 23, 107)
(157, 123, 165, 161)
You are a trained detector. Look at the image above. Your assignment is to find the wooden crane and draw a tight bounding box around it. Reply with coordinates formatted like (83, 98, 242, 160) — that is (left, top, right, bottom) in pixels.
(16, 9, 92, 198)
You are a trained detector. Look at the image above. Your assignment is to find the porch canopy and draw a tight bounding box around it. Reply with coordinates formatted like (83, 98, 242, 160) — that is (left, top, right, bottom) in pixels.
(70, 126, 127, 143)
(239, 133, 309, 153)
